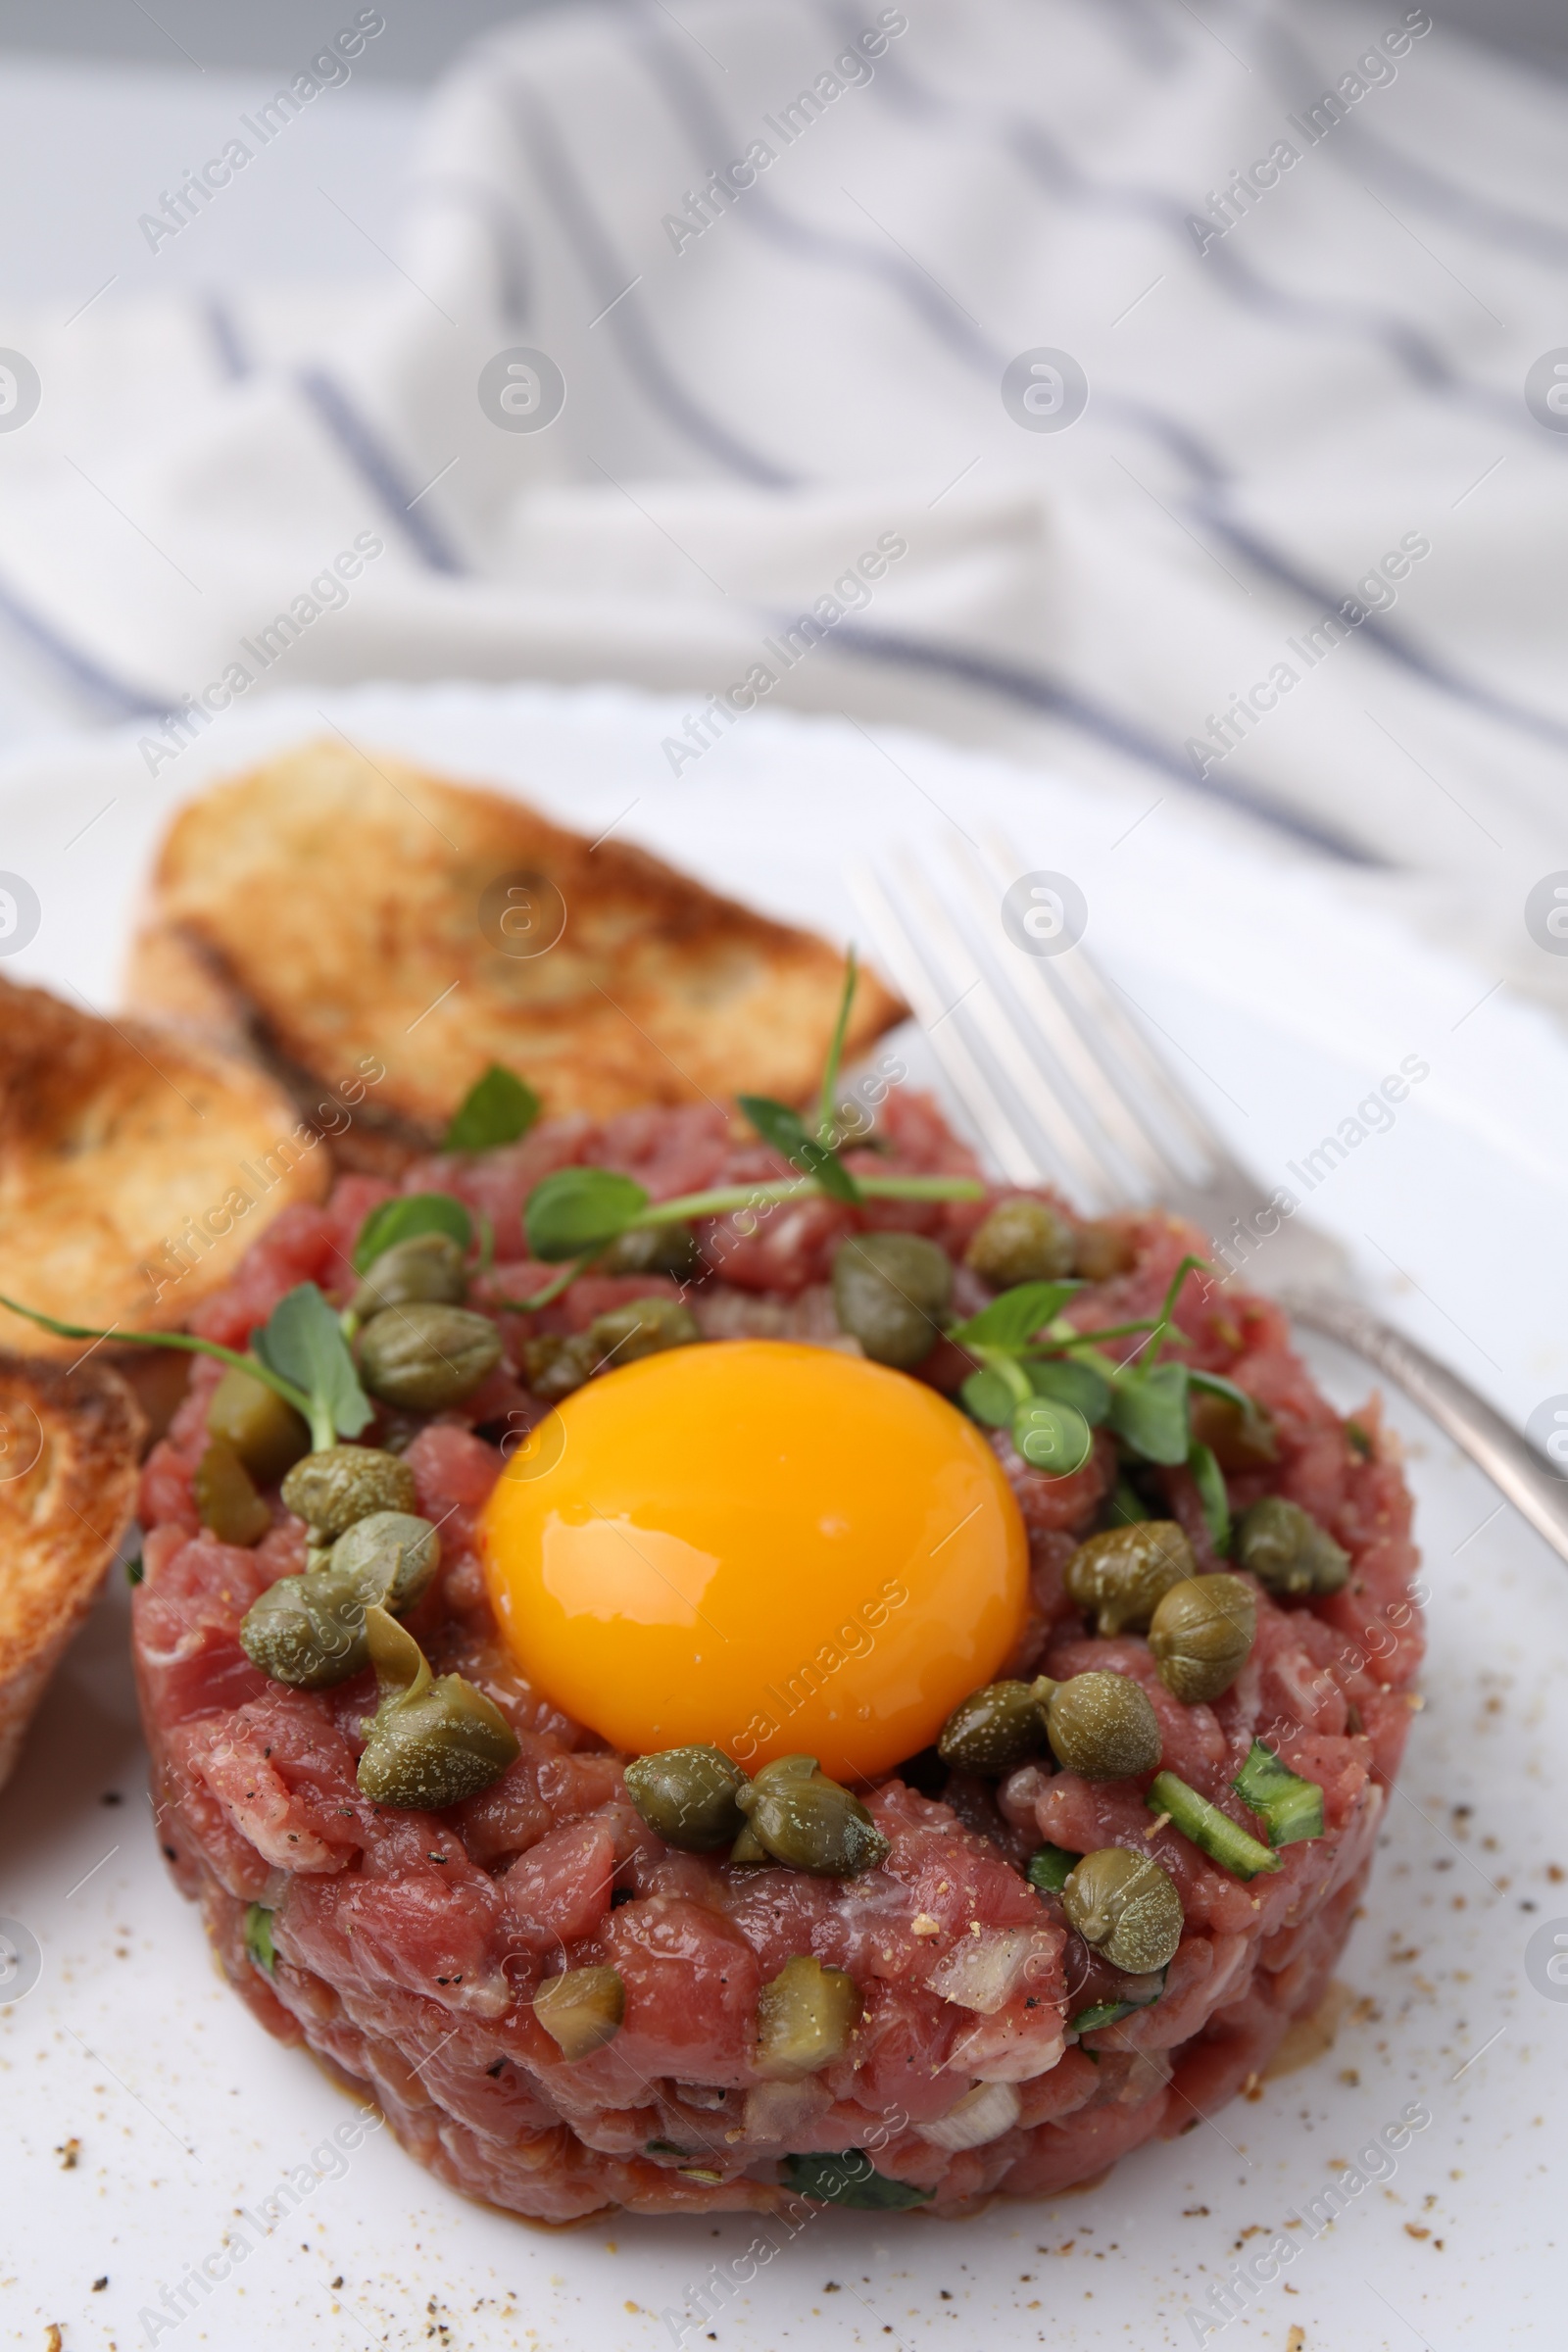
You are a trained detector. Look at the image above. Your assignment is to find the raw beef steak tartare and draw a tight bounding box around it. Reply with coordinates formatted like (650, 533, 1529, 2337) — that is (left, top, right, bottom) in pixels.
(131, 1092, 1422, 2220)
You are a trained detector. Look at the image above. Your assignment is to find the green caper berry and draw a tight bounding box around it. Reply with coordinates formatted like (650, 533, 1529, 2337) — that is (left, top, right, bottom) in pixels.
(351, 1231, 468, 1320)
(756, 1955, 862, 2079)
(206, 1365, 310, 1486)
(240, 1562, 374, 1689)
(624, 1745, 750, 1851)
(1064, 1522, 1197, 1637)
(533, 1965, 625, 2061)
(1046, 1672, 1162, 1780)
(600, 1222, 703, 1280)
(356, 1673, 519, 1807)
(1061, 1847, 1184, 1975)
(193, 1437, 270, 1548)
(737, 1755, 889, 1878)
(937, 1678, 1055, 1775)
(329, 1510, 441, 1616)
(831, 1233, 954, 1369)
(964, 1196, 1076, 1287)
(281, 1445, 417, 1538)
(356, 1302, 503, 1412)
(587, 1296, 702, 1369)
(1148, 1574, 1257, 1704)
(1234, 1496, 1349, 1598)
(522, 1332, 597, 1402)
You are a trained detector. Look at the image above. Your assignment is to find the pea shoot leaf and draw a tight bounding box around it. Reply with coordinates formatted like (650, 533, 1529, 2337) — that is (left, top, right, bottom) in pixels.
(1187, 1438, 1231, 1552)
(1011, 1396, 1094, 1476)
(737, 1094, 862, 1203)
(816, 949, 859, 1146)
(253, 1283, 373, 1441)
(950, 1280, 1078, 1353)
(1108, 1360, 1190, 1464)
(445, 1064, 541, 1153)
(524, 1168, 650, 1262)
(1026, 1356, 1110, 1424)
(960, 1365, 1017, 1427)
(781, 2152, 930, 2210)
(353, 1191, 473, 1276)
(1188, 1367, 1261, 1416)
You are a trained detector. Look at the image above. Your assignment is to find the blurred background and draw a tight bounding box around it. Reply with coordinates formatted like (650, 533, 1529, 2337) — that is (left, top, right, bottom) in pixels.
(1, 0, 1566, 1015)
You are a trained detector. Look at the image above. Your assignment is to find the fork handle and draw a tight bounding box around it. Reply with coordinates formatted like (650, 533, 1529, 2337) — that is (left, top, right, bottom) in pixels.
(1281, 1286, 1568, 1568)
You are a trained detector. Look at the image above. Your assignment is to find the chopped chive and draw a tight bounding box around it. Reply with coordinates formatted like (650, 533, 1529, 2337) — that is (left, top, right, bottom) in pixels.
(781, 2151, 931, 2209)
(1071, 1999, 1141, 2032)
(1346, 1420, 1372, 1459)
(1187, 1438, 1231, 1553)
(1232, 1740, 1324, 1847)
(243, 1903, 276, 1977)
(1147, 1770, 1282, 1882)
(124, 1551, 144, 1588)
(1026, 1842, 1078, 1893)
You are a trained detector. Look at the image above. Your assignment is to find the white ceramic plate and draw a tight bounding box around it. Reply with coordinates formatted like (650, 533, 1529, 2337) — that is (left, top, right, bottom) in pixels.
(1, 683, 1564, 2351)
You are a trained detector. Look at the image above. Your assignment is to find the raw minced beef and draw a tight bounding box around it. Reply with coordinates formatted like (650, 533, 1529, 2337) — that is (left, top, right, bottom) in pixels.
(131, 1092, 1422, 2220)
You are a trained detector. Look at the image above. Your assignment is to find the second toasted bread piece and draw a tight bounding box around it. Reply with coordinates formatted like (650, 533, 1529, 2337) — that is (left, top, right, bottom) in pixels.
(125, 737, 904, 1154)
(0, 1355, 142, 1793)
(0, 972, 328, 1359)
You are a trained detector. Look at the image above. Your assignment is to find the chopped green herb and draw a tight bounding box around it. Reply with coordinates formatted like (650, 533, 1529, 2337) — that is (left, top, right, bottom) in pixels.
(1026, 1842, 1078, 1893)
(1232, 1740, 1324, 1847)
(645, 2137, 689, 2158)
(124, 1551, 144, 1588)
(781, 2151, 930, 2209)
(1106, 1479, 1151, 1527)
(1187, 1438, 1231, 1552)
(1346, 1420, 1373, 1459)
(445, 1064, 541, 1153)
(1071, 1999, 1142, 2032)
(1147, 1770, 1282, 1881)
(353, 1191, 472, 1275)
(244, 1903, 276, 1977)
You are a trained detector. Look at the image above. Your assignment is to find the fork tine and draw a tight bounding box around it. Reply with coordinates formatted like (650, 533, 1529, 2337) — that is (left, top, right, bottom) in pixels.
(851, 861, 1043, 1187)
(885, 850, 1119, 1206)
(980, 836, 1238, 1190)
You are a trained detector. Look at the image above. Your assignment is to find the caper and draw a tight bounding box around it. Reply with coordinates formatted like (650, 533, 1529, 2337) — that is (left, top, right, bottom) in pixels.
(736, 1754, 889, 1878)
(522, 1332, 597, 1401)
(587, 1296, 701, 1369)
(1148, 1573, 1256, 1703)
(533, 1965, 625, 2061)
(755, 1955, 862, 2079)
(351, 1231, 467, 1320)
(1235, 1496, 1349, 1598)
(624, 1744, 750, 1850)
(964, 1196, 1076, 1288)
(831, 1233, 953, 1369)
(1061, 1846, 1184, 1974)
(240, 1561, 373, 1689)
(600, 1222, 703, 1280)
(329, 1510, 441, 1615)
(193, 1437, 270, 1547)
(356, 1302, 503, 1412)
(1045, 1672, 1162, 1780)
(207, 1365, 310, 1486)
(281, 1445, 417, 1538)
(356, 1603, 519, 1807)
(937, 1678, 1054, 1775)
(1064, 1522, 1197, 1637)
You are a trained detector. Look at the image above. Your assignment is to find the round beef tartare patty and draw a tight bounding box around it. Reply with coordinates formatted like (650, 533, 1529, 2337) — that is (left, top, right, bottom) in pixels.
(131, 1094, 1423, 2221)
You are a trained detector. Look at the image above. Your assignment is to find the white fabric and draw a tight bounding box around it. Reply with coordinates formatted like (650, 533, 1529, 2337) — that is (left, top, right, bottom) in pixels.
(2, 0, 1566, 1012)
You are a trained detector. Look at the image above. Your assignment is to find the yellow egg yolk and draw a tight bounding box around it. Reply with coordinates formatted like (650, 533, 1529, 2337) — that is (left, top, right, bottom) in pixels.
(479, 1338, 1029, 1783)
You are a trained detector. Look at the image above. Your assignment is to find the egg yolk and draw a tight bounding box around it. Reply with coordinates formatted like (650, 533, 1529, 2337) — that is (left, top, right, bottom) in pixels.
(480, 1338, 1028, 1783)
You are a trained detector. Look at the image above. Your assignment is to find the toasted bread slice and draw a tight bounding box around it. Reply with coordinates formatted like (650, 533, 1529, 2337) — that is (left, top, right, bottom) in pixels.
(124, 738, 905, 1158)
(0, 972, 329, 1358)
(0, 1355, 142, 1792)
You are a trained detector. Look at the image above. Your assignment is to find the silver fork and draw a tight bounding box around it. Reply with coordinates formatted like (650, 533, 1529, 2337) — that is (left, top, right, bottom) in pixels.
(853, 836, 1568, 1568)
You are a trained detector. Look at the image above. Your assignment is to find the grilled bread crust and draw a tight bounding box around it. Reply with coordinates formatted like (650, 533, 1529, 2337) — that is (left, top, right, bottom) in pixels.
(0, 1355, 142, 1792)
(0, 971, 329, 1358)
(124, 737, 905, 1160)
